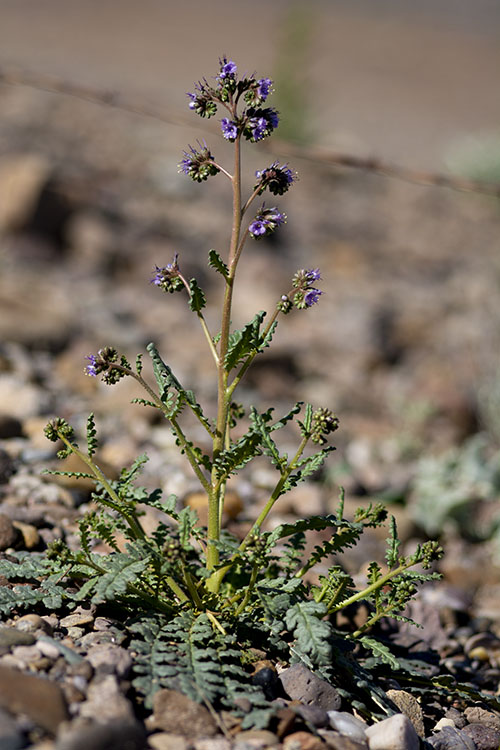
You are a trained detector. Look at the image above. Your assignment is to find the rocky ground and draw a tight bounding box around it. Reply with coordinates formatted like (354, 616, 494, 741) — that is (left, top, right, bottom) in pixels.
(0, 65, 500, 749)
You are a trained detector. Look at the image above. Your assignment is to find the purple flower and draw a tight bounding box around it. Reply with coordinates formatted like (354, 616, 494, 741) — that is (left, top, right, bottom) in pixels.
(187, 92, 196, 110)
(249, 219, 268, 237)
(268, 209, 286, 226)
(218, 57, 237, 80)
(245, 107, 279, 142)
(221, 118, 238, 140)
(85, 354, 99, 377)
(306, 268, 321, 283)
(257, 77, 272, 101)
(251, 117, 267, 141)
(304, 289, 323, 307)
(249, 206, 287, 239)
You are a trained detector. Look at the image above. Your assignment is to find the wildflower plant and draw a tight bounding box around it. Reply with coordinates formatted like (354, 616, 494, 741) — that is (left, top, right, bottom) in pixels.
(0, 57, 449, 724)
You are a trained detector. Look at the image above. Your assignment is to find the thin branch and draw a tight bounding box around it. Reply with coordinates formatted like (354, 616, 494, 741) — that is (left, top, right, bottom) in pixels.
(1, 65, 499, 199)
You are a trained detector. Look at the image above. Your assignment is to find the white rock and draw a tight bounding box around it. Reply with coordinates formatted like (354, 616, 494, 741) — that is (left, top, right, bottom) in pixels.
(433, 717, 456, 732)
(365, 713, 419, 750)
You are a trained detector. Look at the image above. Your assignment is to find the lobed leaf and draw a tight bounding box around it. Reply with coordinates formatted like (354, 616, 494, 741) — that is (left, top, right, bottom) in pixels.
(208, 249, 229, 278)
(224, 311, 266, 371)
(188, 278, 206, 312)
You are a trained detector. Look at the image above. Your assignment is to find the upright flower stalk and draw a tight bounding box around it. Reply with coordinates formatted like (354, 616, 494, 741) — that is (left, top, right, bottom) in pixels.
(83, 57, 326, 591)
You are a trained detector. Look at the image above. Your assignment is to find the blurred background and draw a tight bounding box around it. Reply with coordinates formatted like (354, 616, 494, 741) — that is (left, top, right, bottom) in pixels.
(1, 0, 500, 606)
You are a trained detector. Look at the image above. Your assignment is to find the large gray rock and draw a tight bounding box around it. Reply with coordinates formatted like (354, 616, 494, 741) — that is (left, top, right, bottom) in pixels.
(461, 723, 500, 750)
(427, 725, 475, 750)
(279, 664, 341, 711)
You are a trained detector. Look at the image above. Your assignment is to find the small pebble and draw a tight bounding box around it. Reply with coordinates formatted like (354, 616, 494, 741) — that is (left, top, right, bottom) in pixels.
(283, 730, 326, 750)
(233, 729, 280, 749)
(59, 613, 94, 629)
(15, 614, 52, 634)
(12, 520, 39, 549)
(36, 639, 61, 660)
(148, 733, 189, 750)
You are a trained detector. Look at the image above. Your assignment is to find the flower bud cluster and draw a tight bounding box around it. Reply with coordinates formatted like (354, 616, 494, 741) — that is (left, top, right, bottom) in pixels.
(311, 408, 339, 445)
(84, 347, 129, 385)
(44, 417, 74, 443)
(151, 255, 184, 294)
(254, 162, 297, 196)
(249, 206, 286, 239)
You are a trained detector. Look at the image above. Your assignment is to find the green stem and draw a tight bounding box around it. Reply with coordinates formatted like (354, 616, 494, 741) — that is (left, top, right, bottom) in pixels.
(234, 563, 259, 617)
(327, 561, 412, 614)
(169, 416, 211, 495)
(181, 564, 203, 609)
(165, 575, 190, 604)
(240, 433, 310, 548)
(58, 435, 146, 540)
(207, 432, 311, 593)
(207, 133, 243, 574)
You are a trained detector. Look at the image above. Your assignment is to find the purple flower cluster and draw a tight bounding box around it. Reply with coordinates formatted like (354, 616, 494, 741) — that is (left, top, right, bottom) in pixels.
(184, 58, 279, 151)
(84, 347, 128, 384)
(151, 256, 184, 294)
(179, 142, 220, 182)
(249, 207, 286, 239)
(245, 107, 279, 142)
(217, 56, 237, 81)
(291, 268, 323, 309)
(255, 161, 297, 196)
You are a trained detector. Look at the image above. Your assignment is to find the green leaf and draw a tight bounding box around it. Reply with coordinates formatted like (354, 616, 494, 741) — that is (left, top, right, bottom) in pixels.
(224, 312, 266, 371)
(283, 447, 334, 492)
(131, 397, 159, 409)
(91, 556, 149, 603)
(208, 249, 228, 278)
(249, 408, 284, 468)
(359, 637, 400, 669)
(135, 354, 143, 376)
(43, 469, 96, 481)
(189, 278, 206, 313)
(0, 582, 64, 614)
(86, 413, 98, 457)
(178, 507, 199, 548)
(146, 343, 212, 431)
(285, 600, 332, 666)
(264, 515, 343, 549)
(385, 516, 401, 568)
(214, 431, 262, 479)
